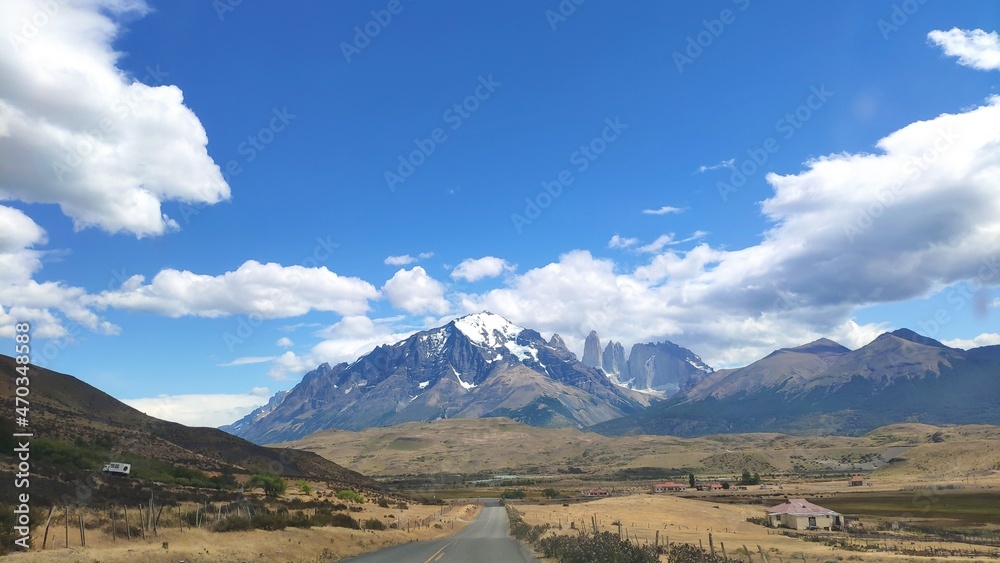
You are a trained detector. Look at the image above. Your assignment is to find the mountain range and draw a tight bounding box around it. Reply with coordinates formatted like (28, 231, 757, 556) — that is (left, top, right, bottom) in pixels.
(224, 312, 653, 444)
(227, 314, 1000, 443)
(593, 329, 1000, 437)
(223, 312, 1000, 443)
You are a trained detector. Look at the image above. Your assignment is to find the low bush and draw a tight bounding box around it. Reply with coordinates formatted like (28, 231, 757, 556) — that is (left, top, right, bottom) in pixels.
(363, 518, 387, 530)
(212, 516, 253, 533)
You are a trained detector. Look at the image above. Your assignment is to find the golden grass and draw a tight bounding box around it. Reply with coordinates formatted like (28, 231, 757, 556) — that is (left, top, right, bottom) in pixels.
(7, 503, 481, 562)
(516, 493, 997, 563)
(276, 418, 1000, 482)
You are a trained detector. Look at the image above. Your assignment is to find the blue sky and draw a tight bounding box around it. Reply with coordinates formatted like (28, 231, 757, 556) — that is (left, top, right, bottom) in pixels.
(1, 1, 999, 427)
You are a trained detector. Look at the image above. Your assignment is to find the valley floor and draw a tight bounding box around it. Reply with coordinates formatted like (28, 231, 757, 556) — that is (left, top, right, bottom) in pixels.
(513, 480, 1000, 563)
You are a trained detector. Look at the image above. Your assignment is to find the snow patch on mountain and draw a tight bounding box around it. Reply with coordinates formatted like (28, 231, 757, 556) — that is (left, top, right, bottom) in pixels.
(452, 366, 477, 389)
(453, 312, 524, 348)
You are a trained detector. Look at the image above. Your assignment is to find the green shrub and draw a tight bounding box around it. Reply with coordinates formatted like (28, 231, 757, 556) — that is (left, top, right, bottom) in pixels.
(336, 489, 365, 503)
(247, 474, 287, 497)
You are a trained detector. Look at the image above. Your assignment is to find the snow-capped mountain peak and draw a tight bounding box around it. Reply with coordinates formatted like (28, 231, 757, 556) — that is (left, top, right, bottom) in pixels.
(451, 311, 524, 348)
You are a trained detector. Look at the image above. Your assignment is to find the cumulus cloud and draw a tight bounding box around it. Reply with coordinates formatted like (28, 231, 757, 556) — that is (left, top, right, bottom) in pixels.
(0, 205, 117, 338)
(942, 333, 1000, 350)
(381, 267, 450, 315)
(451, 256, 515, 282)
(642, 206, 686, 215)
(122, 388, 273, 427)
(0, 0, 230, 237)
(275, 337, 294, 347)
(91, 260, 379, 318)
(607, 234, 637, 249)
(928, 28, 1000, 71)
(456, 96, 1000, 366)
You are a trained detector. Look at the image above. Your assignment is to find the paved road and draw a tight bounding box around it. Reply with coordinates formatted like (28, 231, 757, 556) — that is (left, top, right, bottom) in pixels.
(345, 504, 539, 563)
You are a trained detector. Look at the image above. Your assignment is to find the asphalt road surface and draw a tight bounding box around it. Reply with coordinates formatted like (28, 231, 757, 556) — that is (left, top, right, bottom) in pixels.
(345, 504, 539, 563)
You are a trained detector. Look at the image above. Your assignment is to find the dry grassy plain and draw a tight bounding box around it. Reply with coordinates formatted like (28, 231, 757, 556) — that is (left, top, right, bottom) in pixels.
(514, 487, 1000, 563)
(277, 420, 1000, 481)
(7, 501, 480, 562)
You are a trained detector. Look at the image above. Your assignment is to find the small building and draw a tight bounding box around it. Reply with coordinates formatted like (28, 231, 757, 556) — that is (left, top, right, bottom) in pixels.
(582, 488, 609, 497)
(652, 482, 687, 493)
(849, 475, 865, 487)
(766, 498, 842, 531)
(697, 483, 724, 491)
(102, 462, 131, 476)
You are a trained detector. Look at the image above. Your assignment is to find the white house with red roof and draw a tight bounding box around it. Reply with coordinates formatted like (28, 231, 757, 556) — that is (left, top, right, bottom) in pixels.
(766, 498, 842, 530)
(651, 482, 687, 493)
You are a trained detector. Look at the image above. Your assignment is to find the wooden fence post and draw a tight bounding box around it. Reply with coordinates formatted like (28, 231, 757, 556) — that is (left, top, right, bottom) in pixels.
(64, 506, 68, 548)
(78, 514, 85, 547)
(41, 506, 54, 550)
(124, 505, 131, 540)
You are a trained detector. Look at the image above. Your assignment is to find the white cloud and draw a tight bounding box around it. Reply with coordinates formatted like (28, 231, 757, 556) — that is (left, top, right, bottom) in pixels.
(0, 205, 117, 338)
(696, 159, 735, 173)
(451, 256, 515, 282)
(267, 350, 315, 380)
(384, 252, 434, 266)
(385, 255, 417, 265)
(607, 234, 638, 249)
(456, 96, 1000, 366)
(265, 315, 417, 379)
(942, 333, 1000, 350)
(91, 260, 379, 318)
(122, 389, 272, 428)
(928, 28, 1000, 71)
(0, 0, 229, 237)
(637, 234, 676, 254)
(381, 267, 450, 315)
(276, 337, 294, 348)
(642, 206, 686, 215)
(218, 356, 276, 367)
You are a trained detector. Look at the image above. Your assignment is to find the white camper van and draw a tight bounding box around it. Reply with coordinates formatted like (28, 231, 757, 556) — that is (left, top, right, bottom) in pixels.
(102, 462, 131, 476)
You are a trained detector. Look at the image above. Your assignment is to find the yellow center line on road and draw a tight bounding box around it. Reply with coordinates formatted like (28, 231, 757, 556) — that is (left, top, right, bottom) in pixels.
(424, 540, 457, 563)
